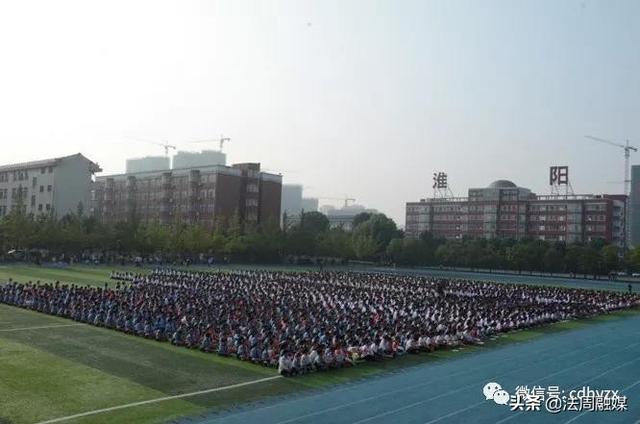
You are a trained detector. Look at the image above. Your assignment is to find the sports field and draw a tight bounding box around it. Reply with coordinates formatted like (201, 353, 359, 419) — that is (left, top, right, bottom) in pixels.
(0, 264, 638, 424)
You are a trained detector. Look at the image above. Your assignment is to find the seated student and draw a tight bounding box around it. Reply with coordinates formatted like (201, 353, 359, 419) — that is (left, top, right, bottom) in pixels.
(405, 336, 419, 354)
(391, 337, 405, 356)
(291, 352, 302, 375)
(360, 343, 373, 361)
(334, 347, 347, 368)
(171, 330, 183, 346)
(370, 340, 383, 360)
(300, 351, 311, 372)
(308, 347, 320, 370)
(250, 344, 261, 363)
(200, 334, 212, 352)
(154, 328, 165, 341)
(143, 322, 153, 338)
(278, 353, 292, 376)
(261, 346, 270, 366)
(323, 348, 335, 369)
(181, 331, 191, 347)
(236, 343, 247, 361)
(217, 338, 229, 356)
(314, 349, 326, 371)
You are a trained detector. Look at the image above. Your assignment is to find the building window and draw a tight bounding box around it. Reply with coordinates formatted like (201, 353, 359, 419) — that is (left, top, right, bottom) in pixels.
(41, 167, 46, 174)
(40, 186, 44, 193)
(46, 204, 51, 211)
(38, 204, 43, 212)
(48, 166, 53, 173)
(31, 195, 35, 207)
(47, 185, 52, 192)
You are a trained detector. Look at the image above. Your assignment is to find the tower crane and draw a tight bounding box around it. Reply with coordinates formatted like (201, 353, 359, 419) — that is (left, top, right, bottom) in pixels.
(317, 197, 356, 208)
(154, 141, 177, 157)
(585, 135, 637, 195)
(126, 137, 176, 156)
(190, 135, 231, 152)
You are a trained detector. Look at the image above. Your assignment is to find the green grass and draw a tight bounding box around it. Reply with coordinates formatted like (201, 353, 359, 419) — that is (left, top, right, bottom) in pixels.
(0, 264, 148, 288)
(0, 264, 638, 424)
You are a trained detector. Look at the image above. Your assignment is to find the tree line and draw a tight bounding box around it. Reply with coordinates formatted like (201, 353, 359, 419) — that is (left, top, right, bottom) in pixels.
(0, 205, 638, 275)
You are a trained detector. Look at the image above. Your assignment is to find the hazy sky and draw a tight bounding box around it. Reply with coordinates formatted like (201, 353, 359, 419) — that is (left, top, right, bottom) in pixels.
(1, 0, 638, 225)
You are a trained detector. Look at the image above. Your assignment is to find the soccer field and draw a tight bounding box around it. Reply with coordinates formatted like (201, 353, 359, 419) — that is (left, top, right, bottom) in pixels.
(0, 264, 638, 424)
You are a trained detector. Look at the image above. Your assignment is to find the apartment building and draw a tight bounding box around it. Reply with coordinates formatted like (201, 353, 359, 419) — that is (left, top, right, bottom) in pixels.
(91, 162, 282, 228)
(406, 180, 627, 248)
(0, 153, 101, 218)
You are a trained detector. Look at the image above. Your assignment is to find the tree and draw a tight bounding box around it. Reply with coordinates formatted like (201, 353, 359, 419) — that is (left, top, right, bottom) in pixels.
(300, 212, 330, 235)
(352, 212, 372, 228)
(601, 245, 619, 274)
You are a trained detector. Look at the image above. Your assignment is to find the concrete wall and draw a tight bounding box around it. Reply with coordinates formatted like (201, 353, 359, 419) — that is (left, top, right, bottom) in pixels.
(53, 155, 94, 217)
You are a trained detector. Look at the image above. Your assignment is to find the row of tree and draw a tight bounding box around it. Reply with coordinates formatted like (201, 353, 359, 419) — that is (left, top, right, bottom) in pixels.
(1, 205, 640, 276)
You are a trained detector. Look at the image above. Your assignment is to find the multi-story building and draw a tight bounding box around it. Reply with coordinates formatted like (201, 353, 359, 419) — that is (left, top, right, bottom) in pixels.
(92, 162, 281, 228)
(281, 184, 303, 219)
(406, 180, 627, 248)
(172, 150, 226, 169)
(0, 153, 101, 218)
(630, 165, 640, 247)
(301, 197, 319, 212)
(126, 156, 170, 173)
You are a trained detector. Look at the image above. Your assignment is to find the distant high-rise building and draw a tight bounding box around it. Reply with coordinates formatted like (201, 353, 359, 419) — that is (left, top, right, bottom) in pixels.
(281, 184, 303, 219)
(126, 156, 170, 173)
(172, 150, 226, 169)
(0, 153, 101, 218)
(630, 165, 640, 247)
(301, 197, 319, 212)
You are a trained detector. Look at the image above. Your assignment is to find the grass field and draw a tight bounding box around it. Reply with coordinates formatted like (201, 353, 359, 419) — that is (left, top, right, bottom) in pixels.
(0, 264, 638, 424)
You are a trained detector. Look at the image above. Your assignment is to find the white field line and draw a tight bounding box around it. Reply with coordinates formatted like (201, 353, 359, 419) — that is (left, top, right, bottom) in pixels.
(0, 323, 84, 332)
(37, 375, 283, 424)
(561, 377, 640, 424)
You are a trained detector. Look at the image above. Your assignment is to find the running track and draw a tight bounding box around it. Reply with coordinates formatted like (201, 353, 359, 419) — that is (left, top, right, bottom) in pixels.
(194, 313, 640, 424)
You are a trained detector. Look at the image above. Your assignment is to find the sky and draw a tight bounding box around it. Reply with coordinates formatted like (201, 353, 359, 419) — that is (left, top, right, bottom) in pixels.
(0, 0, 638, 225)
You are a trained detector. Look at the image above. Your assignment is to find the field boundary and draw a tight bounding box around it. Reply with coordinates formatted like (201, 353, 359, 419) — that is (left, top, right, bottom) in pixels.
(0, 323, 84, 332)
(36, 375, 283, 424)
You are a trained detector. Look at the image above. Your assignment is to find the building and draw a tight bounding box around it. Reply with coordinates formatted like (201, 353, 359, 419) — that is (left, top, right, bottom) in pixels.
(324, 204, 378, 231)
(91, 163, 281, 228)
(172, 150, 226, 169)
(301, 197, 319, 212)
(126, 156, 170, 173)
(406, 180, 627, 248)
(630, 165, 640, 247)
(281, 184, 303, 219)
(0, 153, 101, 218)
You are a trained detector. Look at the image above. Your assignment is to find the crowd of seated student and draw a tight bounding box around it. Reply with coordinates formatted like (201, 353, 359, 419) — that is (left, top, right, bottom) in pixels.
(2, 269, 639, 376)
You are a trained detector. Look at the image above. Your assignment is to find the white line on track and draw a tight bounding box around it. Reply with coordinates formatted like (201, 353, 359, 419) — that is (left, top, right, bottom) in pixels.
(0, 323, 84, 332)
(495, 341, 640, 424)
(271, 340, 587, 424)
(345, 341, 612, 424)
(561, 376, 640, 424)
(350, 340, 637, 424)
(36, 375, 283, 424)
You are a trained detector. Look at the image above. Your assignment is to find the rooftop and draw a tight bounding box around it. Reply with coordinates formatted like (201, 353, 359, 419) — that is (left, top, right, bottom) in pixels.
(0, 153, 102, 173)
(488, 179, 518, 189)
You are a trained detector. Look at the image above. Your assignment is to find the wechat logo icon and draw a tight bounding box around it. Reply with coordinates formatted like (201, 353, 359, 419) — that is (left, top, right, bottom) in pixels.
(483, 382, 510, 405)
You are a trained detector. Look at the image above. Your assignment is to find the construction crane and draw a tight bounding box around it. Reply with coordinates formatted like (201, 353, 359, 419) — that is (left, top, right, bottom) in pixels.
(190, 135, 231, 152)
(317, 197, 356, 208)
(585, 135, 637, 195)
(154, 141, 177, 156)
(126, 137, 177, 156)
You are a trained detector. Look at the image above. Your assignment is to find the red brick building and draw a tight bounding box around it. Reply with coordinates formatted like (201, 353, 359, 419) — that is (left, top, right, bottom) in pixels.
(92, 163, 281, 228)
(406, 180, 626, 248)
